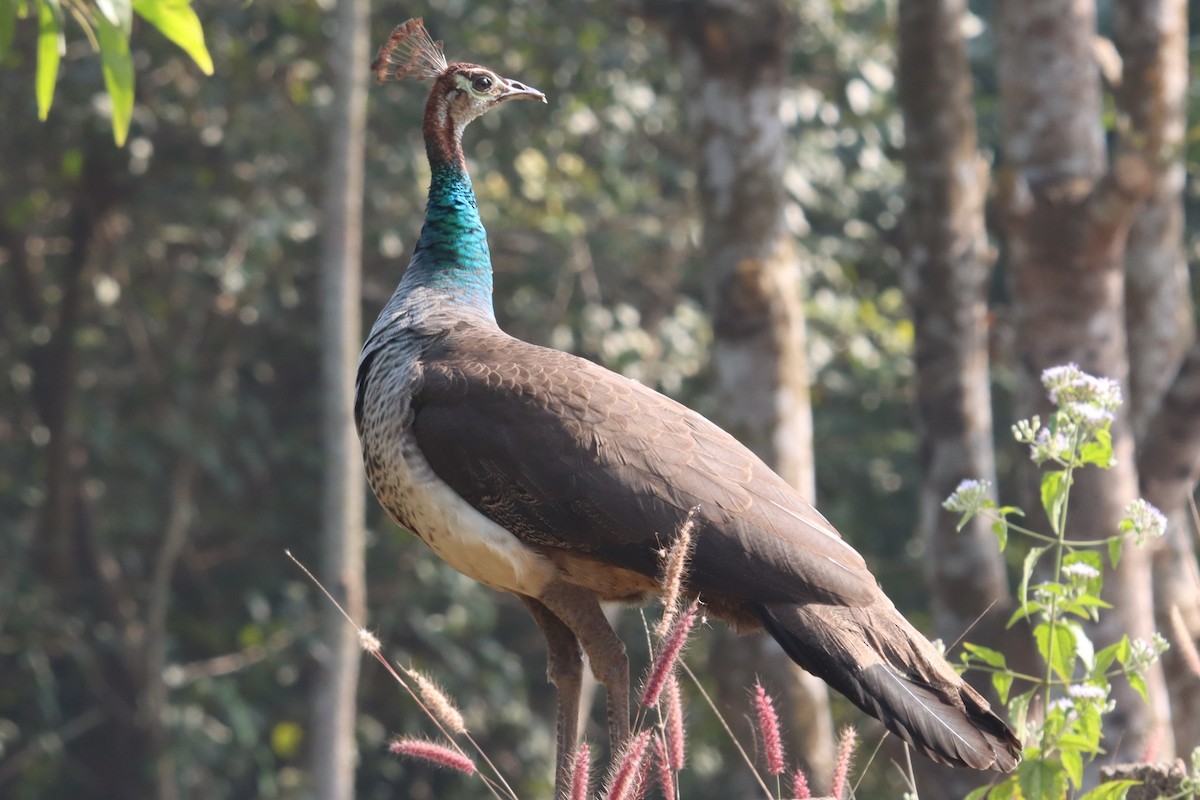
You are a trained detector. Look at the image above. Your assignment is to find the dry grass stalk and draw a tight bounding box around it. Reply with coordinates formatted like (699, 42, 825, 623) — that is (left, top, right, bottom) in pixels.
(829, 726, 858, 799)
(753, 680, 786, 776)
(655, 508, 699, 640)
(568, 742, 592, 800)
(641, 600, 700, 707)
(603, 729, 653, 800)
(389, 737, 476, 775)
(405, 667, 467, 734)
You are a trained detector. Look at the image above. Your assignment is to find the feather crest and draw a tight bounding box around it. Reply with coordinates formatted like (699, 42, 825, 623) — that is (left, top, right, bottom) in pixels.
(372, 18, 449, 84)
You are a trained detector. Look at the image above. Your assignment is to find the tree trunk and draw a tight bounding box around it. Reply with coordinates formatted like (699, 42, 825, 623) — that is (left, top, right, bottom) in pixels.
(635, 0, 835, 787)
(896, 1, 1015, 793)
(995, 0, 1170, 761)
(311, 0, 369, 796)
(896, 0, 1009, 648)
(1139, 340, 1200, 755)
(1112, 0, 1200, 756)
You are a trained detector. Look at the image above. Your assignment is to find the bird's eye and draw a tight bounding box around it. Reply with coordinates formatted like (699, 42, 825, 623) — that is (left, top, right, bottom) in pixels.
(471, 75, 493, 92)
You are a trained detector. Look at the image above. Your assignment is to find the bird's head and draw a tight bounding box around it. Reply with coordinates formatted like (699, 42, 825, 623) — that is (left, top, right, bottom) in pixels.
(373, 18, 545, 136)
(433, 64, 547, 127)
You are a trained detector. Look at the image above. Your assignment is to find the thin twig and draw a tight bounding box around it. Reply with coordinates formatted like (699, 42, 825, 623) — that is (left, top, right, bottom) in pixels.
(286, 550, 517, 800)
(946, 598, 999, 654)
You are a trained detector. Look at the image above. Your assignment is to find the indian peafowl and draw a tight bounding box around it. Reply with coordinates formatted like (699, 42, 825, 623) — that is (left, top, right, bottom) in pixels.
(357, 18, 1021, 797)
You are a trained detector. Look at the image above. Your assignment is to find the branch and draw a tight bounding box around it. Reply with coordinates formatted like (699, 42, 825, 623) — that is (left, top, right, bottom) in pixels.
(0, 708, 106, 786)
(141, 460, 198, 712)
(169, 626, 304, 685)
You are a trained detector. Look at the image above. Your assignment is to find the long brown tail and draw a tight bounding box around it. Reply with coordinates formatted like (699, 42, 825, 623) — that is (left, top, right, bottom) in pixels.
(757, 601, 1021, 772)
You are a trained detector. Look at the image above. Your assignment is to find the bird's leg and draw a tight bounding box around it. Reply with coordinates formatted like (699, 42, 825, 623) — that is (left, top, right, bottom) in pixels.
(537, 582, 630, 757)
(520, 596, 583, 800)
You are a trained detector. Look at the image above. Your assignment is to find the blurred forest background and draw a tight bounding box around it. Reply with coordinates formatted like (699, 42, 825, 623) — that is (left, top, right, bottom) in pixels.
(2, 0, 1200, 798)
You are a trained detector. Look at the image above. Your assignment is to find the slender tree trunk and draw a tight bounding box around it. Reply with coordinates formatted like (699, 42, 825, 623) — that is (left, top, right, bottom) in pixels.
(896, 0, 1009, 646)
(896, 2, 1015, 793)
(634, 0, 835, 786)
(1112, 0, 1200, 756)
(1115, 0, 1191, 440)
(995, 0, 1170, 761)
(1140, 340, 1200, 755)
(311, 0, 369, 796)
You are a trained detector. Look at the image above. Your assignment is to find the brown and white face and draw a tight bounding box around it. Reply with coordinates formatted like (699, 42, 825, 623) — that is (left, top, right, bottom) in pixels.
(437, 64, 546, 127)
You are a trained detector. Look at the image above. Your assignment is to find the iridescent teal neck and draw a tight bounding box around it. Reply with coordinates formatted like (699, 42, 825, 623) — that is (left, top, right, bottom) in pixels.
(404, 162, 495, 318)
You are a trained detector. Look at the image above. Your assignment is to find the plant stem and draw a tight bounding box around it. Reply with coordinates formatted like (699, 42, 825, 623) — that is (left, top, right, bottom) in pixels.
(1039, 426, 1083, 756)
(980, 513, 1126, 549)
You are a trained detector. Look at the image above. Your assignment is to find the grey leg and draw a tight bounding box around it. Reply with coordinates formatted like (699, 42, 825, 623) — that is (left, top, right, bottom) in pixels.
(536, 582, 631, 757)
(521, 596, 584, 800)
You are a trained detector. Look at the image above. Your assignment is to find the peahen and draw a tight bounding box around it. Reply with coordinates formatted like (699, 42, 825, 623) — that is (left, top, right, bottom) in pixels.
(357, 18, 1021, 797)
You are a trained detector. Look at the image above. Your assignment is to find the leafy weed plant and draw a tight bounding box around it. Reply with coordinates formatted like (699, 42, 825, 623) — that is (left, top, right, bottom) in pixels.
(945, 365, 1172, 800)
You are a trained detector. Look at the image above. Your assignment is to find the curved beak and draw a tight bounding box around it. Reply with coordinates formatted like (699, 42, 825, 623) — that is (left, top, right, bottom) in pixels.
(498, 77, 547, 104)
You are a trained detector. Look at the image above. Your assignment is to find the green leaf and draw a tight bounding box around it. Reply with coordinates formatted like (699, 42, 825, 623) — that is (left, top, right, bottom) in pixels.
(991, 518, 1009, 552)
(1033, 581, 1067, 597)
(1034, 621, 1076, 684)
(1107, 536, 1123, 568)
(1094, 636, 1130, 675)
(1008, 689, 1035, 742)
(95, 0, 131, 34)
(1127, 670, 1149, 703)
(1077, 780, 1138, 800)
(1057, 732, 1098, 753)
(0, 0, 17, 59)
(963, 643, 1008, 669)
(1041, 469, 1070, 535)
(1079, 428, 1113, 468)
(982, 777, 1022, 800)
(1060, 747, 1083, 789)
(1018, 545, 1050, 612)
(96, 12, 134, 145)
(1009, 600, 1044, 628)
(1077, 698, 1104, 750)
(132, 0, 213, 74)
(1018, 758, 1068, 800)
(1073, 594, 1112, 610)
(963, 787, 991, 800)
(992, 671, 1014, 705)
(36, 0, 62, 120)
(1066, 621, 1094, 670)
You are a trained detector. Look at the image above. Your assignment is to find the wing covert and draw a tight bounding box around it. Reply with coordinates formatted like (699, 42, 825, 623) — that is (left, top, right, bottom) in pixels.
(411, 330, 877, 607)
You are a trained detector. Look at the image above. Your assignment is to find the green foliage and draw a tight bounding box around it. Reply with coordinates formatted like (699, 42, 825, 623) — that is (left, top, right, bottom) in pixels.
(947, 365, 1170, 800)
(6, 0, 211, 144)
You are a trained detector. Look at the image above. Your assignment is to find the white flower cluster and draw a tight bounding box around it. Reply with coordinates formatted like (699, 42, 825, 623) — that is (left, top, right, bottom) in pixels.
(942, 479, 993, 516)
(1060, 562, 1100, 582)
(1040, 363, 1123, 428)
(1121, 498, 1167, 545)
(1031, 426, 1076, 465)
(1013, 413, 1077, 465)
(1067, 683, 1107, 700)
(1009, 365, 1124, 464)
(1129, 632, 1170, 669)
(1049, 696, 1077, 716)
(1012, 416, 1041, 444)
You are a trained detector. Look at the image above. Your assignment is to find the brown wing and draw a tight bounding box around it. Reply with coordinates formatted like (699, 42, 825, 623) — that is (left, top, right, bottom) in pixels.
(409, 328, 876, 607)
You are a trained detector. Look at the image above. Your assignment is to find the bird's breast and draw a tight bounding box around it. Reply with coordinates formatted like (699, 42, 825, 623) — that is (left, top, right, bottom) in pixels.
(358, 349, 557, 596)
